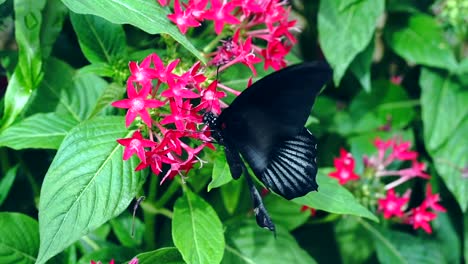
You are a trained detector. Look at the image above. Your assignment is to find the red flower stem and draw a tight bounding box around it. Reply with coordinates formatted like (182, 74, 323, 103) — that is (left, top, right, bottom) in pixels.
(217, 83, 241, 96)
(376, 170, 401, 177)
(385, 176, 410, 190)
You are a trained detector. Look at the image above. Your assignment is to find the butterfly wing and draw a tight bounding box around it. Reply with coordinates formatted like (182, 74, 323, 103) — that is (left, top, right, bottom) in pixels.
(218, 62, 332, 199)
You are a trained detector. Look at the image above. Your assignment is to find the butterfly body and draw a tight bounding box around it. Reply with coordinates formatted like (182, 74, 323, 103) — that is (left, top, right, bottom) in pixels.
(204, 62, 332, 231)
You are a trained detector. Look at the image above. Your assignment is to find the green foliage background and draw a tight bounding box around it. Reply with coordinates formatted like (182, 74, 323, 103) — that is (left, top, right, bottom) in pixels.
(0, 0, 466, 263)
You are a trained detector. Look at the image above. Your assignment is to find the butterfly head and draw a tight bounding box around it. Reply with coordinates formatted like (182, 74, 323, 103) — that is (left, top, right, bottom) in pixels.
(202, 111, 219, 130)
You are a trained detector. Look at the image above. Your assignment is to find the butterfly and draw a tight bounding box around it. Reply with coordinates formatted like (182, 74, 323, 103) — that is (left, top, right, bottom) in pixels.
(203, 62, 333, 232)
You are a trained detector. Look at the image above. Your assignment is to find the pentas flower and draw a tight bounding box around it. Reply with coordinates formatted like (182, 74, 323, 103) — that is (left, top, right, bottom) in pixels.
(334, 135, 446, 234)
(422, 184, 446, 212)
(167, 0, 201, 34)
(406, 206, 437, 234)
(203, 0, 239, 34)
(328, 148, 360, 185)
(117, 130, 157, 161)
(378, 189, 409, 219)
(159, 0, 298, 73)
(91, 258, 138, 264)
(112, 81, 165, 127)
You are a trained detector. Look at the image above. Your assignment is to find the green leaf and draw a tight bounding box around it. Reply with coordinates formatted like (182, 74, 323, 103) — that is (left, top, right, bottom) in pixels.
(88, 83, 126, 118)
(0, 212, 39, 264)
(36, 116, 145, 264)
(465, 213, 468, 264)
(263, 194, 310, 231)
(347, 80, 416, 133)
(385, 14, 458, 71)
(433, 212, 461, 264)
(420, 68, 468, 211)
(60, 0, 204, 62)
(1, 0, 46, 130)
(26, 58, 108, 121)
(335, 217, 374, 264)
(110, 212, 144, 248)
(457, 58, 468, 75)
(220, 177, 243, 215)
(70, 12, 127, 64)
(0, 113, 79, 150)
(0, 165, 18, 206)
(293, 171, 378, 222)
(40, 0, 67, 58)
(136, 247, 184, 264)
(318, 0, 384, 85)
(208, 153, 233, 191)
(360, 219, 447, 264)
(350, 38, 374, 92)
(79, 63, 116, 78)
(222, 220, 317, 264)
(172, 189, 225, 264)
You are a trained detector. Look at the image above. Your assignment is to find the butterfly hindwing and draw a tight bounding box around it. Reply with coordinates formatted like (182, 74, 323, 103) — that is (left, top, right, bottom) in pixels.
(259, 128, 318, 199)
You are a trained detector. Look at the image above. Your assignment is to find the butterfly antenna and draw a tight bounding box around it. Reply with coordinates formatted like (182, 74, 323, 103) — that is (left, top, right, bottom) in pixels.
(131, 196, 145, 237)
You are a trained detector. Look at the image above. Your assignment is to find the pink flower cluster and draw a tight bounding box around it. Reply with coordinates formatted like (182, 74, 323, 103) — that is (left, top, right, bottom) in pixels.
(112, 55, 225, 183)
(113, 1, 298, 184)
(327, 137, 446, 234)
(378, 185, 445, 234)
(159, 0, 298, 71)
(91, 258, 138, 264)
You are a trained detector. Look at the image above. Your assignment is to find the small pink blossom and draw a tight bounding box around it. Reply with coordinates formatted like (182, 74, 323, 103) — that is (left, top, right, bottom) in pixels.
(406, 206, 437, 234)
(117, 130, 157, 162)
(378, 189, 409, 219)
(328, 148, 360, 185)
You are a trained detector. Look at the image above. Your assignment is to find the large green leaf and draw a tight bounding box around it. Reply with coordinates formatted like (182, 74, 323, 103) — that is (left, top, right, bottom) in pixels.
(136, 248, 184, 264)
(263, 194, 310, 231)
(318, 0, 384, 85)
(331, 81, 416, 137)
(36, 116, 144, 263)
(208, 153, 233, 191)
(26, 58, 108, 121)
(172, 189, 225, 264)
(0, 165, 18, 206)
(349, 38, 374, 92)
(109, 212, 144, 248)
(70, 12, 127, 64)
(0, 113, 78, 150)
(335, 217, 375, 264)
(0, 212, 39, 264)
(220, 177, 243, 215)
(385, 14, 458, 71)
(1, 0, 45, 130)
(359, 220, 446, 264)
(433, 213, 461, 264)
(293, 170, 378, 222)
(222, 220, 317, 264)
(60, 0, 204, 62)
(420, 68, 468, 211)
(40, 0, 67, 58)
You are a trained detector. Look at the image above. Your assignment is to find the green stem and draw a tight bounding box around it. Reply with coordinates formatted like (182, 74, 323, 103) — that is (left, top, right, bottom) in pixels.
(203, 33, 226, 54)
(155, 179, 181, 207)
(143, 174, 158, 250)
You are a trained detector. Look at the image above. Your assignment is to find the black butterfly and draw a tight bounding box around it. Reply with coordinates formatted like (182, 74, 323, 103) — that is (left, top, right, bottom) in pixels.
(203, 62, 332, 232)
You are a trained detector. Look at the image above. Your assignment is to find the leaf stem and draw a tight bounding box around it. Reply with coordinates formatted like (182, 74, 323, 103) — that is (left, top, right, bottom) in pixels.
(143, 174, 158, 250)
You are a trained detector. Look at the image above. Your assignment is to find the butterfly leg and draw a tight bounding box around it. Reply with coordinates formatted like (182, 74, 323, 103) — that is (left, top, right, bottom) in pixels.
(244, 168, 276, 234)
